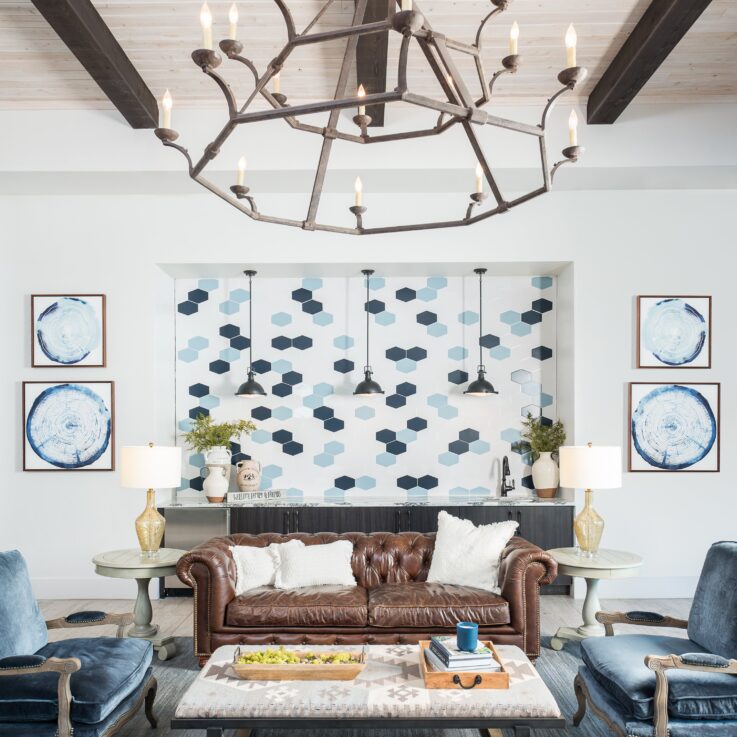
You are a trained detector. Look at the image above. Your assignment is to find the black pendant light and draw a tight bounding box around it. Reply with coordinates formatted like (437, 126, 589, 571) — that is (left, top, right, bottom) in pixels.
(235, 269, 267, 397)
(354, 269, 384, 396)
(465, 267, 498, 397)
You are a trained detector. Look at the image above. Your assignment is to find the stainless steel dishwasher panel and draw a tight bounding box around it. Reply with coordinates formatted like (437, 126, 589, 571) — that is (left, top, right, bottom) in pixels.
(161, 507, 230, 594)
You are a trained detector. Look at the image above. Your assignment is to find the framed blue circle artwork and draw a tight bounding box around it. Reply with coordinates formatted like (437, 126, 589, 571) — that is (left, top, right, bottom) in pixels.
(32, 294, 106, 367)
(630, 383, 720, 472)
(637, 296, 711, 368)
(23, 382, 115, 471)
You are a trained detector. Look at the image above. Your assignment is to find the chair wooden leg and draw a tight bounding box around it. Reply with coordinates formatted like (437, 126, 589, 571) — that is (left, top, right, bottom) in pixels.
(573, 673, 587, 726)
(144, 677, 158, 728)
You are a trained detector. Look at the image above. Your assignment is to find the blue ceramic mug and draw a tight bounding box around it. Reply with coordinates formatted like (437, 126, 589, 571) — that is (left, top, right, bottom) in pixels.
(456, 621, 478, 652)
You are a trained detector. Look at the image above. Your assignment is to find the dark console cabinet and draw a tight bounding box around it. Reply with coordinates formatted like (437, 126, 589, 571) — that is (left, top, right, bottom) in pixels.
(170, 501, 573, 596)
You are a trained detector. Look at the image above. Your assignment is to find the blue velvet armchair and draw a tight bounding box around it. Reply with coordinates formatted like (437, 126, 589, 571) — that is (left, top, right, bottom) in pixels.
(573, 541, 737, 737)
(0, 550, 157, 737)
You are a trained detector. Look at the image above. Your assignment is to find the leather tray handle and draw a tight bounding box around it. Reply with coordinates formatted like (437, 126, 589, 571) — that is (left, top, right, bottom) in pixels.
(452, 674, 482, 689)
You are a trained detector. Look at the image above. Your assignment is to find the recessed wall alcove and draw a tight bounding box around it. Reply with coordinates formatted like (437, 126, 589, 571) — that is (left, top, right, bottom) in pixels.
(155, 262, 575, 504)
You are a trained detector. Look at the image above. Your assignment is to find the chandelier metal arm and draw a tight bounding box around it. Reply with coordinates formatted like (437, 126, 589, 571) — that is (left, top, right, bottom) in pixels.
(300, 0, 337, 36)
(541, 84, 574, 130)
(291, 19, 391, 47)
(363, 115, 459, 144)
(474, 6, 504, 51)
(233, 90, 402, 125)
(201, 67, 237, 119)
(305, 0, 369, 228)
(272, 0, 297, 42)
(432, 36, 476, 108)
(461, 120, 505, 208)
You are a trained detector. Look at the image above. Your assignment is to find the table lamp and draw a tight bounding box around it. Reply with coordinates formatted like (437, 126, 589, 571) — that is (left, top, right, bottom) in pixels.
(559, 443, 621, 558)
(121, 444, 182, 558)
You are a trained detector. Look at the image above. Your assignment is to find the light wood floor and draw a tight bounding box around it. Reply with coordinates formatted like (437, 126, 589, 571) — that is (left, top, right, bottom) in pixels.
(38, 596, 694, 642)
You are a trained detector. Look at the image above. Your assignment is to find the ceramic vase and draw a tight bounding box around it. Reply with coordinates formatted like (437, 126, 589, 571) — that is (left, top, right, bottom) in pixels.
(532, 451, 559, 499)
(203, 464, 229, 503)
(236, 460, 262, 492)
(205, 446, 232, 481)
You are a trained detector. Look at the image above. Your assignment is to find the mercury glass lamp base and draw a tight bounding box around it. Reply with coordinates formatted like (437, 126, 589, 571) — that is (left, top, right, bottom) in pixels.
(574, 488, 604, 557)
(135, 488, 165, 557)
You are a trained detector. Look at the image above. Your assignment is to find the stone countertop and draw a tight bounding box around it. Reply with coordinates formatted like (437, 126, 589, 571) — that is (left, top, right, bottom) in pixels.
(160, 495, 574, 509)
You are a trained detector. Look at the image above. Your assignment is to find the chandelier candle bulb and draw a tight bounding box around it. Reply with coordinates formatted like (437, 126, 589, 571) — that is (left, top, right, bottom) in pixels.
(568, 109, 578, 146)
(401, 0, 413, 10)
(200, 3, 213, 50)
(475, 163, 484, 194)
(357, 84, 366, 116)
(509, 22, 519, 55)
(354, 176, 363, 207)
(237, 156, 247, 186)
(565, 24, 577, 68)
(160, 89, 172, 129)
(228, 3, 239, 39)
(273, 71, 281, 94)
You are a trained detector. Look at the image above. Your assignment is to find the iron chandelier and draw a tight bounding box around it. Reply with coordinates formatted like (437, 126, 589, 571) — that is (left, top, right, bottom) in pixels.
(154, 0, 588, 235)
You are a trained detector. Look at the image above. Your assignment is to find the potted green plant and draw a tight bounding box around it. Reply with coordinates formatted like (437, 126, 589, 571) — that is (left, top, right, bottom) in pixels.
(183, 415, 256, 502)
(521, 413, 567, 498)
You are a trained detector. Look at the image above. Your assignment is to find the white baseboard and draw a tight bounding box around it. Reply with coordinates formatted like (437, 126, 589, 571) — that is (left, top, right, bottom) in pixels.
(32, 577, 161, 601)
(574, 576, 699, 600)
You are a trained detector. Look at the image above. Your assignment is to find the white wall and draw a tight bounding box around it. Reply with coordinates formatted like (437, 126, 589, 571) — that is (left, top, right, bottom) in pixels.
(2, 103, 736, 600)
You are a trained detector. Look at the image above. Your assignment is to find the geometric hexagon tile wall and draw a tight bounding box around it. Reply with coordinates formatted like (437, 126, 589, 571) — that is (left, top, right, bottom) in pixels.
(176, 275, 556, 502)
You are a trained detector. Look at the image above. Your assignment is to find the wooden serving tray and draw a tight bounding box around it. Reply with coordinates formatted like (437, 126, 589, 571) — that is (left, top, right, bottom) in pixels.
(231, 646, 367, 681)
(419, 640, 510, 690)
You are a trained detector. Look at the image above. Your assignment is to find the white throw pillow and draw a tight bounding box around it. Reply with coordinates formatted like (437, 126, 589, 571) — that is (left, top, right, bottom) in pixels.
(273, 540, 356, 589)
(427, 511, 518, 594)
(231, 539, 304, 595)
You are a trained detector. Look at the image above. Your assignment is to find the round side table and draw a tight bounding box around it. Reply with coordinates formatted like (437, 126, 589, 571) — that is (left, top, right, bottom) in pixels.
(92, 548, 186, 661)
(548, 547, 643, 651)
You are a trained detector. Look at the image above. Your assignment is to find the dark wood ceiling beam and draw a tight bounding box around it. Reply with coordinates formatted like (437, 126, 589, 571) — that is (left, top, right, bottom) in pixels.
(587, 0, 713, 124)
(355, 0, 394, 127)
(31, 0, 158, 128)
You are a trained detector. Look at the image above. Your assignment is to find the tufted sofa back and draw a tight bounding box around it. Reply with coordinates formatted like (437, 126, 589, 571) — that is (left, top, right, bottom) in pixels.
(205, 532, 437, 588)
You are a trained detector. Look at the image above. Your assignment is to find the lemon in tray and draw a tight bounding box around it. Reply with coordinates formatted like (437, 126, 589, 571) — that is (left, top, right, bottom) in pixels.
(232, 645, 367, 680)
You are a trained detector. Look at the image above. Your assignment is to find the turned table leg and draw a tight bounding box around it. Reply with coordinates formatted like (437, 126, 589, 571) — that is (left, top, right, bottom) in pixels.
(128, 577, 158, 638)
(579, 577, 605, 637)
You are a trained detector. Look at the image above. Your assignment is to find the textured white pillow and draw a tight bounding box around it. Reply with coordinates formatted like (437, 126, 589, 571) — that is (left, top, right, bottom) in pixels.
(427, 511, 518, 594)
(273, 540, 356, 589)
(231, 539, 304, 595)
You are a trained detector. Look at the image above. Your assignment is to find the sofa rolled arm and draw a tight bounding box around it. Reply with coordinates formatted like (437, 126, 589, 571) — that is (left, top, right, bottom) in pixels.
(596, 610, 688, 637)
(645, 653, 737, 737)
(46, 611, 134, 638)
(498, 538, 558, 658)
(177, 540, 237, 661)
(0, 656, 80, 737)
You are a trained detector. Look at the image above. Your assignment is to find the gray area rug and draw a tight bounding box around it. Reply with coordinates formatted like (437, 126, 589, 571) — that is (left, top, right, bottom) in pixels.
(118, 637, 608, 737)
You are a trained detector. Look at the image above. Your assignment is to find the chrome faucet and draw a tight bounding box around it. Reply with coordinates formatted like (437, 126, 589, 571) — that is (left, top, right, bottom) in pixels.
(501, 456, 515, 497)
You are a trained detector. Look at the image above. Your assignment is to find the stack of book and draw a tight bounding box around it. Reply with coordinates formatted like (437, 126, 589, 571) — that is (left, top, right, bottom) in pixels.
(425, 635, 502, 673)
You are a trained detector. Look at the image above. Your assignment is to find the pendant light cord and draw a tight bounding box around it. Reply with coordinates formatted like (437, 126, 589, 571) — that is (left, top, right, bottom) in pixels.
(249, 272, 254, 372)
(365, 272, 370, 371)
(478, 269, 483, 370)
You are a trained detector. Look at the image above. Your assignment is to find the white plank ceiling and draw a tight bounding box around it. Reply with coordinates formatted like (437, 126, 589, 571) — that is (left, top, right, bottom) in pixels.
(0, 0, 735, 112)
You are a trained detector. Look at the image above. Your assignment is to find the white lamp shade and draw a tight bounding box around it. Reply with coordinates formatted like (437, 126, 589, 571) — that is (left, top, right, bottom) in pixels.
(120, 446, 182, 489)
(559, 445, 622, 489)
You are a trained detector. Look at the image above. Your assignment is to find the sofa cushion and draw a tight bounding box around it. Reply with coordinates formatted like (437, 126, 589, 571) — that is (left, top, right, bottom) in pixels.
(582, 634, 737, 721)
(368, 582, 510, 629)
(226, 585, 368, 627)
(0, 637, 152, 724)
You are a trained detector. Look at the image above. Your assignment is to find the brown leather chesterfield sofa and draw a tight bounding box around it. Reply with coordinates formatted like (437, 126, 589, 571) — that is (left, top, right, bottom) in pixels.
(177, 531, 557, 666)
